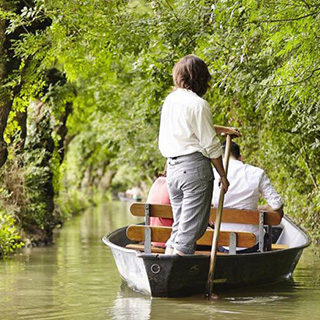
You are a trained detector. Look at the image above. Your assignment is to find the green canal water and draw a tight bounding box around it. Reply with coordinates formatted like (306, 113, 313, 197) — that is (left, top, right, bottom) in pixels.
(0, 201, 320, 320)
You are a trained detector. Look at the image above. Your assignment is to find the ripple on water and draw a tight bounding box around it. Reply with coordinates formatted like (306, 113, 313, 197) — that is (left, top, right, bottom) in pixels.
(226, 295, 287, 304)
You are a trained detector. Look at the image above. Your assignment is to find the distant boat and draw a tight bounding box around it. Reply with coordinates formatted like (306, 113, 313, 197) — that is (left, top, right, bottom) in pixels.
(117, 192, 142, 202)
(103, 214, 310, 298)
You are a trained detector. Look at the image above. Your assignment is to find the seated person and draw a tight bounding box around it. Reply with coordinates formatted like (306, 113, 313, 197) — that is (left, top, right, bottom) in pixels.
(212, 141, 284, 253)
(147, 176, 172, 248)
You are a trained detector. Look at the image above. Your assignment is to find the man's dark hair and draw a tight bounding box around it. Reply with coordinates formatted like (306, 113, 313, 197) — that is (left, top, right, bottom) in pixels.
(172, 55, 211, 97)
(222, 141, 241, 159)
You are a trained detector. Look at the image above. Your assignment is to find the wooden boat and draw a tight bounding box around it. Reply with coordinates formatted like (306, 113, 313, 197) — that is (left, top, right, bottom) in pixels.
(102, 204, 310, 298)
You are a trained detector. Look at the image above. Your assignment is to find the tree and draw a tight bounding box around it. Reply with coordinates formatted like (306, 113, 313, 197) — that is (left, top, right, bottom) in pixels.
(1, 0, 319, 253)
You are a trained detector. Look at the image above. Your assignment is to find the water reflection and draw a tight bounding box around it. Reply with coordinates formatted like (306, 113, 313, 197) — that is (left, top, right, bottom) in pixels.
(109, 272, 320, 320)
(0, 201, 319, 320)
(110, 284, 151, 320)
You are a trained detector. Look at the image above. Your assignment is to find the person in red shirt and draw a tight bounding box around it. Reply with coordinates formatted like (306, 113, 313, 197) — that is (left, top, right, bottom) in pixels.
(147, 176, 172, 248)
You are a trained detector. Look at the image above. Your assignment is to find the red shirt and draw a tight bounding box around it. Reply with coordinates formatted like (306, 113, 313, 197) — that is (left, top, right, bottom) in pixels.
(147, 177, 172, 247)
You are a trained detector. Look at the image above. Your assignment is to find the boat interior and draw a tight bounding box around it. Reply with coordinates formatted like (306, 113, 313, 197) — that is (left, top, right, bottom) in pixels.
(114, 203, 310, 256)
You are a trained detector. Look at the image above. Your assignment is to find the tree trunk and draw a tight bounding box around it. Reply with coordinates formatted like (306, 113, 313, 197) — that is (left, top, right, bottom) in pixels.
(15, 110, 28, 153)
(0, 0, 52, 168)
(55, 102, 73, 164)
(0, 6, 12, 168)
(22, 98, 55, 243)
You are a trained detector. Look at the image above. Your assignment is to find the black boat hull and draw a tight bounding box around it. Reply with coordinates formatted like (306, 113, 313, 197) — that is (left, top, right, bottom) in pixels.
(103, 216, 310, 297)
(142, 247, 303, 297)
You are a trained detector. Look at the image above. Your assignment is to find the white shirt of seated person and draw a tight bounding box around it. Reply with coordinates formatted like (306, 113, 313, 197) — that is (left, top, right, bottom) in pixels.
(212, 155, 283, 247)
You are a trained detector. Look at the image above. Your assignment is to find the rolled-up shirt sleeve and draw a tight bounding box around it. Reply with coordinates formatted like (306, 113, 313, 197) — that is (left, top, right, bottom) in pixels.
(259, 171, 284, 210)
(192, 103, 222, 159)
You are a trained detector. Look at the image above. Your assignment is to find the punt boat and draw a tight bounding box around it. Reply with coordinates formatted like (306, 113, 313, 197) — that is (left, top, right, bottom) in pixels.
(102, 215, 310, 297)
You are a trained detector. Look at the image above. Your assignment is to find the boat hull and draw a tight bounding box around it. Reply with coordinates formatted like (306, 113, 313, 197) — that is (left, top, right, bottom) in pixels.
(141, 247, 303, 297)
(103, 216, 310, 297)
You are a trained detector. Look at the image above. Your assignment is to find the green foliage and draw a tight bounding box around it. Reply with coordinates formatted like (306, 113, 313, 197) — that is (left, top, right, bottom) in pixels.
(0, 209, 23, 259)
(1, 0, 320, 244)
(195, 0, 320, 239)
(56, 188, 90, 219)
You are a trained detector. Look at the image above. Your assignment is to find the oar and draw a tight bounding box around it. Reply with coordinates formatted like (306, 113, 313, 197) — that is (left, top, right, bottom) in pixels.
(206, 134, 232, 299)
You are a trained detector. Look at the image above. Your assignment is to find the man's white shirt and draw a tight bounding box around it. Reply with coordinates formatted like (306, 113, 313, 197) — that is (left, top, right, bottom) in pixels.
(212, 159, 283, 243)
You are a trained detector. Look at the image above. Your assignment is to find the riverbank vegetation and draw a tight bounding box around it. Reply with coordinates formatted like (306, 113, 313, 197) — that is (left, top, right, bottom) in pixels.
(0, 0, 319, 258)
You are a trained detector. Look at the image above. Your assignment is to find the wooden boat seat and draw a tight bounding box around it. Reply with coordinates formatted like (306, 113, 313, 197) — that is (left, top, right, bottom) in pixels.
(128, 203, 284, 254)
(130, 203, 282, 225)
(126, 225, 256, 248)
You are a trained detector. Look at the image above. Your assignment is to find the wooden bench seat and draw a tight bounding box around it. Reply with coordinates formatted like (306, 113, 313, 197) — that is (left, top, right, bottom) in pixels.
(127, 202, 284, 254)
(126, 225, 256, 248)
(130, 203, 282, 225)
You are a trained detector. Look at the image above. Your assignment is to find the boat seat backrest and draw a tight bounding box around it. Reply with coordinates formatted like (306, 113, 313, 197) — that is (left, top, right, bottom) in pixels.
(129, 203, 283, 254)
(130, 203, 282, 225)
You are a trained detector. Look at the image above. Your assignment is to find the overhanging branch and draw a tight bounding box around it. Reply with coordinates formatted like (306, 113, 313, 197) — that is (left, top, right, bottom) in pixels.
(249, 11, 319, 24)
(264, 67, 320, 88)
